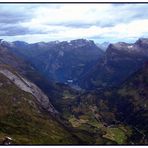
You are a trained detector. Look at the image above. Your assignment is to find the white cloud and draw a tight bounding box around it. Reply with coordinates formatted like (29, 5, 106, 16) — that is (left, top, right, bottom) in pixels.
(1, 4, 148, 43)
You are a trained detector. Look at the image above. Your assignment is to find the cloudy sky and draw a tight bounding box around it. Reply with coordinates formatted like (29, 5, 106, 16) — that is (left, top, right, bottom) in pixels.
(0, 3, 148, 43)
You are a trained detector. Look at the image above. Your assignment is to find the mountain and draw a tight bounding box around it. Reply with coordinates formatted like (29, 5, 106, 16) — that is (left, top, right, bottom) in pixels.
(78, 38, 148, 90)
(0, 39, 131, 144)
(0, 41, 91, 144)
(0, 38, 147, 144)
(7, 39, 104, 84)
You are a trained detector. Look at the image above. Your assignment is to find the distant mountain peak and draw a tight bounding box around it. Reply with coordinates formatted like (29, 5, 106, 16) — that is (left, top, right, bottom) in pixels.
(106, 38, 148, 54)
(70, 38, 93, 43)
(48, 40, 60, 44)
(107, 42, 131, 51)
(69, 39, 96, 48)
(135, 37, 148, 48)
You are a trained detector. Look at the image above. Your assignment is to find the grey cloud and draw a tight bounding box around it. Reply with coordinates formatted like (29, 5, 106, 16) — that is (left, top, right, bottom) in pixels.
(50, 22, 115, 28)
(46, 22, 93, 28)
(90, 4, 148, 28)
(0, 5, 34, 24)
(0, 4, 39, 36)
(62, 23, 92, 28)
(0, 14, 29, 24)
(0, 25, 30, 36)
(110, 4, 148, 22)
(0, 23, 58, 36)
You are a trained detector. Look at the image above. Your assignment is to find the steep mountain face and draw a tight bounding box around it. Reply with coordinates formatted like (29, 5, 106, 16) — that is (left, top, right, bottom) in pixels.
(7, 39, 104, 84)
(78, 38, 148, 90)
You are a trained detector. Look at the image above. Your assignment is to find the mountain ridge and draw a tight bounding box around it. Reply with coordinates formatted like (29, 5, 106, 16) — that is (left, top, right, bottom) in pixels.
(78, 38, 148, 90)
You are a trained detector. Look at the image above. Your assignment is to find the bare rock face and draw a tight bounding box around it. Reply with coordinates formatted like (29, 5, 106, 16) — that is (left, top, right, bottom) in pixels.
(0, 68, 58, 114)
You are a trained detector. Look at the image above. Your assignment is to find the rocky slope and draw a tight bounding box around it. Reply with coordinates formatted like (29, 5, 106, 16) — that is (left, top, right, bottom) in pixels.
(0, 68, 57, 114)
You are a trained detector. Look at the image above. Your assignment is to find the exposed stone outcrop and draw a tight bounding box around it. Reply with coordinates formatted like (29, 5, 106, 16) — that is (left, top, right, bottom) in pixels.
(0, 68, 58, 114)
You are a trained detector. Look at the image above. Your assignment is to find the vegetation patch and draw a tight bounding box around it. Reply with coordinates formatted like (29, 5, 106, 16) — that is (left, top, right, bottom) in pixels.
(103, 127, 127, 144)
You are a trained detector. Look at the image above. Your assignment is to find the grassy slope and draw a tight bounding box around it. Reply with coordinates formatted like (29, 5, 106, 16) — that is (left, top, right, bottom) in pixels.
(0, 73, 80, 144)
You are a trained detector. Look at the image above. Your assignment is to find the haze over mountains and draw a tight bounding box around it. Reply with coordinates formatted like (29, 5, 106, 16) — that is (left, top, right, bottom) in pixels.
(0, 37, 148, 144)
(8, 39, 104, 84)
(2, 38, 148, 89)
